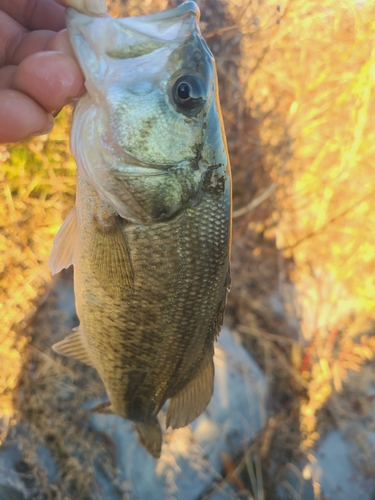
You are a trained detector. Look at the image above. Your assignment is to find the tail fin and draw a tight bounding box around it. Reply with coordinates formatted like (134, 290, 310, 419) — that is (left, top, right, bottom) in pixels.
(135, 421, 162, 458)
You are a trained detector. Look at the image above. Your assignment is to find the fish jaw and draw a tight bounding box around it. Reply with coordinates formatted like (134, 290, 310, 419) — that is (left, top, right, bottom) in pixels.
(66, 3, 200, 100)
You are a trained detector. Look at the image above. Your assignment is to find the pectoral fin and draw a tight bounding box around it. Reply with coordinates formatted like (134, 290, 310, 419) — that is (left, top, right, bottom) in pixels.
(49, 207, 77, 275)
(166, 355, 214, 429)
(135, 421, 163, 459)
(90, 215, 134, 290)
(52, 326, 95, 367)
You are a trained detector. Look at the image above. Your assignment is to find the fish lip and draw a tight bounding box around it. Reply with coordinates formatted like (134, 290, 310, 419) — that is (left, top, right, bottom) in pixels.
(66, 1, 200, 21)
(66, 2, 200, 60)
(66, 1, 200, 26)
(128, 1, 200, 22)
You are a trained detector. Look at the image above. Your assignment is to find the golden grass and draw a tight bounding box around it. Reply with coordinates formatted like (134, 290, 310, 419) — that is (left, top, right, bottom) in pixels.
(228, 0, 375, 450)
(0, 109, 75, 439)
(1, 0, 375, 494)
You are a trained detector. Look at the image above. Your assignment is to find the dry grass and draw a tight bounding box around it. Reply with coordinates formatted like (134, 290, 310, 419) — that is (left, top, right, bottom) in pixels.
(0, 109, 75, 439)
(240, 0, 375, 449)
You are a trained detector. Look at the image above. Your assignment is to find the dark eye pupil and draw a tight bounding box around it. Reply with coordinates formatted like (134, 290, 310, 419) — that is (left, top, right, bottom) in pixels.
(171, 75, 205, 115)
(177, 82, 191, 100)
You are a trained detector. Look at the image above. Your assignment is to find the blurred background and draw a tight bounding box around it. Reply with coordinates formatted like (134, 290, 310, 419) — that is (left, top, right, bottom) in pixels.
(1, 0, 375, 498)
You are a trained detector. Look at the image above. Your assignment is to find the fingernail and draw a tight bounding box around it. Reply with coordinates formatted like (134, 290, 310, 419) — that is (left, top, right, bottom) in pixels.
(84, 0, 107, 14)
(64, 87, 87, 106)
(75, 85, 87, 99)
(38, 114, 55, 135)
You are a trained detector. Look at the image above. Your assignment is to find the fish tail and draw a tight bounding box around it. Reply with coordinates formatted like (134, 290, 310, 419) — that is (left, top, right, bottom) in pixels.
(135, 420, 162, 459)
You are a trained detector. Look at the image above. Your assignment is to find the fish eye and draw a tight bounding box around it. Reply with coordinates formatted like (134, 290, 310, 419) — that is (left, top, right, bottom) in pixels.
(172, 75, 205, 114)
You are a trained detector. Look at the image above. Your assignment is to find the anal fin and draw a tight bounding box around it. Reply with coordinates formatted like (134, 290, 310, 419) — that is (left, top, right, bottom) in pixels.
(166, 354, 214, 429)
(135, 421, 162, 459)
(49, 206, 77, 275)
(52, 326, 95, 367)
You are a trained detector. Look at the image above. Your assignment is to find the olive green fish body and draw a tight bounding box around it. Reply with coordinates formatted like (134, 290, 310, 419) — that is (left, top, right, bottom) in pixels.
(49, 1, 232, 457)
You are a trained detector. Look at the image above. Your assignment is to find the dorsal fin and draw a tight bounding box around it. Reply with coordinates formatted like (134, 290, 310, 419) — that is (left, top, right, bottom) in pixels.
(49, 207, 77, 275)
(52, 326, 95, 367)
(166, 354, 214, 429)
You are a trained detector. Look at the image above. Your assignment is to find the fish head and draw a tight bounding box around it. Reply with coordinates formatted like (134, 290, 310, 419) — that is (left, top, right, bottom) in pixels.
(67, 2, 230, 222)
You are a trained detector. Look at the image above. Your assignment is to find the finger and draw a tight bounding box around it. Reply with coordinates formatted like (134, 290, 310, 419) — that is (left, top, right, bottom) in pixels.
(0, 89, 53, 143)
(0, 0, 66, 31)
(9, 30, 57, 65)
(46, 29, 76, 59)
(0, 19, 75, 66)
(0, 10, 27, 66)
(0, 65, 16, 90)
(12, 51, 85, 113)
(0, 10, 57, 65)
(55, 0, 107, 15)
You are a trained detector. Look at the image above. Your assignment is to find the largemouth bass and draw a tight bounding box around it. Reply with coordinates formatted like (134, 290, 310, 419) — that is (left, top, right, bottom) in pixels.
(49, 1, 231, 458)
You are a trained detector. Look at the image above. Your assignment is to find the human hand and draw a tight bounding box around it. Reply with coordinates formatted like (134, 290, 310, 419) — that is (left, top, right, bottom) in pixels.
(0, 0, 105, 144)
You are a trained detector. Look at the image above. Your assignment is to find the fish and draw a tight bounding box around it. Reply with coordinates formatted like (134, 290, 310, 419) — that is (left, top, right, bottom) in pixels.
(49, 1, 232, 458)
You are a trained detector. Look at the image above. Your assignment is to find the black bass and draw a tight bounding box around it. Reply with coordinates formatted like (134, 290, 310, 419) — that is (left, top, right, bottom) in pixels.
(49, 1, 231, 458)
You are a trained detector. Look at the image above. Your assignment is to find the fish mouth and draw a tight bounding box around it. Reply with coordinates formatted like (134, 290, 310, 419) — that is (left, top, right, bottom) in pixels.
(66, 2, 200, 61)
(121, 1, 200, 23)
(66, 1, 199, 24)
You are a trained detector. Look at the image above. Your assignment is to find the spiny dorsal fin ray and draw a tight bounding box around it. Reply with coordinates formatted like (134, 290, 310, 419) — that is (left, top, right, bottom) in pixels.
(91, 401, 113, 414)
(135, 421, 163, 459)
(52, 326, 95, 367)
(166, 354, 214, 429)
(49, 206, 77, 275)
